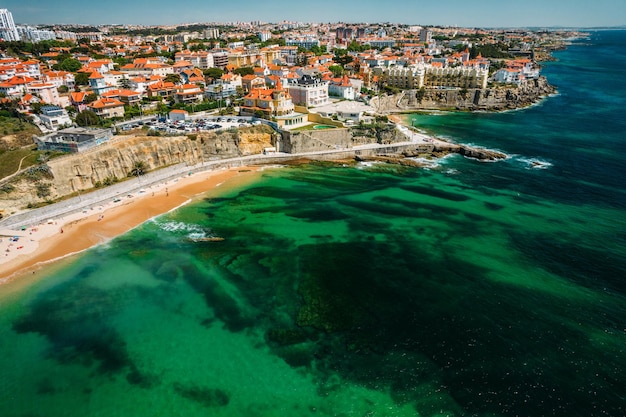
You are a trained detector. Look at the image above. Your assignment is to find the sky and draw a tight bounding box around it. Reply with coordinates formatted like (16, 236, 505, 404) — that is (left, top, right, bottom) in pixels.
(5, 0, 626, 28)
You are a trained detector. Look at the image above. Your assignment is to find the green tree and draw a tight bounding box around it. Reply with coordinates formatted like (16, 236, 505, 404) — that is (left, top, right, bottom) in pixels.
(85, 93, 99, 103)
(156, 102, 169, 116)
(65, 106, 77, 116)
(75, 110, 99, 126)
(30, 102, 44, 114)
(58, 58, 82, 72)
(124, 105, 141, 119)
(233, 67, 254, 77)
(74, 72, 90, 86)
(57, 85, 69, 94)
(333, 53, 353, 67)
(203, 67, 224, 80)
(129, 160, 147, 177)
(329, 65, 344, 77)
(347, 40, 366, 52)
(309, 44, 327, 55)
(415, 87, 426, 103)
(164, 73, 182, 84)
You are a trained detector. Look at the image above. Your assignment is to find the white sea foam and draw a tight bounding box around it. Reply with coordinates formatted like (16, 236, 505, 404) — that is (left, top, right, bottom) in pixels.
(356, 161, 382, 169)
(517, 157, 553, 170)
(407, 157, 440, 169)
(156, 221, 204, 234)
(187, 232, 208, 240)
(155, 220, 219, 241)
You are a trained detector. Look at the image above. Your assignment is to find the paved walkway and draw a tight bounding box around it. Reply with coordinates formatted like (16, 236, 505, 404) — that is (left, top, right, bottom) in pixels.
(0, 125, 437, 231)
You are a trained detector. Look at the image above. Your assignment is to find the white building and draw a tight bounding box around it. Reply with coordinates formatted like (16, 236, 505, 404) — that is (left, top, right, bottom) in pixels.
(17, 26, 56, 42)
(287, 74, 329, 108)
(38, 106, 73, 131)
(493, 68, 525, 85)
(380, 63, 489, 90)
(203, 28, 220, 39)
(286, 34, 320, 50)
(328, 75, 356, 100)
(258, 31, 272, 42)
(175, 50, 214, 69)
(0, 9, 19, 41)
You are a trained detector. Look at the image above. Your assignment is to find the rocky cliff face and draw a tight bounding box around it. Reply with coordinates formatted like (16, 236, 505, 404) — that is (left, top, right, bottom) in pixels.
(0, 126, 276, 215)
(387, 77, 556, 112)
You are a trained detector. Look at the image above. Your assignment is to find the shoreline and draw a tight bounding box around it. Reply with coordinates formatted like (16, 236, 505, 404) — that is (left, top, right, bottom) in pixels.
(0, 166, 263, 286)
(0, 116, 508, 287)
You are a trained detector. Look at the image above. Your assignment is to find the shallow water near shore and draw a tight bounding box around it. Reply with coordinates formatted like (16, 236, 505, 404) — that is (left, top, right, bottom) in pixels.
(1, 31, 625, 416)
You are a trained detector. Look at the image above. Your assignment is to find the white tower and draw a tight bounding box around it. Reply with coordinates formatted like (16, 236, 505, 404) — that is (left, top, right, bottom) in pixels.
(0, 9, 20, 41)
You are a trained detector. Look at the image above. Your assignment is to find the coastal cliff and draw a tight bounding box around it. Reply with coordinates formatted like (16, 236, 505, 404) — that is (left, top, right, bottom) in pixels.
(0, 126, 276, 214)
(379, 77, 556, 112)
(0, 123, 504, 216)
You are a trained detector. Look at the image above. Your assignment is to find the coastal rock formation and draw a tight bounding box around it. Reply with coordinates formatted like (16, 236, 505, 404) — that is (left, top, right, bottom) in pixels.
(0, 126, 276, 214)
(0, 122, 505, 217)
(378, 77, 556, 112)
(457, 145, 507, 161)
(355, 142, 506, 166)
(280, 124, 407, 154)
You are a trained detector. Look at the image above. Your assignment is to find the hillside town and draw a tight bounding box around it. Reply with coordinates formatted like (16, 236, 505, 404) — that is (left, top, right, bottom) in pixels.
(0, 8, 581, 136)
(0, 7, 586, 220)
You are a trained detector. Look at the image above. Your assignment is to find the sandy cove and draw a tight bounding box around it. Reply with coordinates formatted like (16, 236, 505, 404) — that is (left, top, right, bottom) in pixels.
(0, 166, 262, 285)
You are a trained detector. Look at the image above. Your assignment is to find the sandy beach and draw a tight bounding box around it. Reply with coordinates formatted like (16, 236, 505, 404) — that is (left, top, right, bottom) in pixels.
(0, 166, 262, 285)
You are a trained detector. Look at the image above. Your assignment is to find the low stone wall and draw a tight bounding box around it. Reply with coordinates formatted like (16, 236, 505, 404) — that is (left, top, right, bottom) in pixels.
(281, 128, 353, 153)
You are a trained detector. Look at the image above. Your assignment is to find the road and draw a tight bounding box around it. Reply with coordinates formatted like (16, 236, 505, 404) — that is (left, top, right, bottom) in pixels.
(0, 126, 438, 230)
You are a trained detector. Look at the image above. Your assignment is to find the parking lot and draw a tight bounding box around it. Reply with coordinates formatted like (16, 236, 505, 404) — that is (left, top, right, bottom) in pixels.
(120, 116, 261, 134)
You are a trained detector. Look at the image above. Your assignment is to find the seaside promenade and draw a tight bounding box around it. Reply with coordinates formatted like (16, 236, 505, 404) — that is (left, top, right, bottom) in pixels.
(0, 120, 466, 283)
(0, 127, 439, 232)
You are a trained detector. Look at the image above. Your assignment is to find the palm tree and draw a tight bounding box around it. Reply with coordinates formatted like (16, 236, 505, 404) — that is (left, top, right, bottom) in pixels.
(129, 161, 147, 177)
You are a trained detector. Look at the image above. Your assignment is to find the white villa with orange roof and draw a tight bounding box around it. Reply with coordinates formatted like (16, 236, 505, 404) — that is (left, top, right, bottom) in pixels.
(88, 97, 125, 119)
(42, 70, 75, 89)
(174, 84, 204, 104)
(0, 75, 37, 97)
(329, 75, 356, 100)
(27, 82, 66, 107)
(102, 89, 142, 106)
(287, 74, 330, 108)
(119, 58, 174, 78)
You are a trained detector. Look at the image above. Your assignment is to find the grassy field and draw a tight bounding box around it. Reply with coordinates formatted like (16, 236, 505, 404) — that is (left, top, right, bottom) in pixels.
(0, 147, 40, 179)
(0, 116, 41, 146)
(0, 116, 43, 179)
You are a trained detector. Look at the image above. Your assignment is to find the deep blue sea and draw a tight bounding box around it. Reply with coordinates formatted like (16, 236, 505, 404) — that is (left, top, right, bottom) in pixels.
(1, 31, 625, 416)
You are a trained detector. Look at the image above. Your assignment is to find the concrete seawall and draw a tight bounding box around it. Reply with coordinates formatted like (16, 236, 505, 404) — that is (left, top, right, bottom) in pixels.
(0, 135, 502, 230)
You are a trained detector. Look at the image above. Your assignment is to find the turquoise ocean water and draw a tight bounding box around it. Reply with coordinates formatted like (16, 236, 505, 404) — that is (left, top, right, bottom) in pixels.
(1, 31, 625, 416)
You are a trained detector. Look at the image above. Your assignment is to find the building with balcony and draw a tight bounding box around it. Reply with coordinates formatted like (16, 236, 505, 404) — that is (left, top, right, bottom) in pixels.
(287, 74, 330, 108)
(174, 84, 204, 104)
(27, 82, 63, 106)
(38, 105, 72, 130)
(0, 9, 19, 41)
(88, 97, 125, 119)
(240, 80, 305, 128)
(329, 75, 356, 100)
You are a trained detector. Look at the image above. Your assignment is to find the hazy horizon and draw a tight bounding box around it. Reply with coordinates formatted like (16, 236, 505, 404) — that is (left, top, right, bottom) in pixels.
(4, 0, 625, 29)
